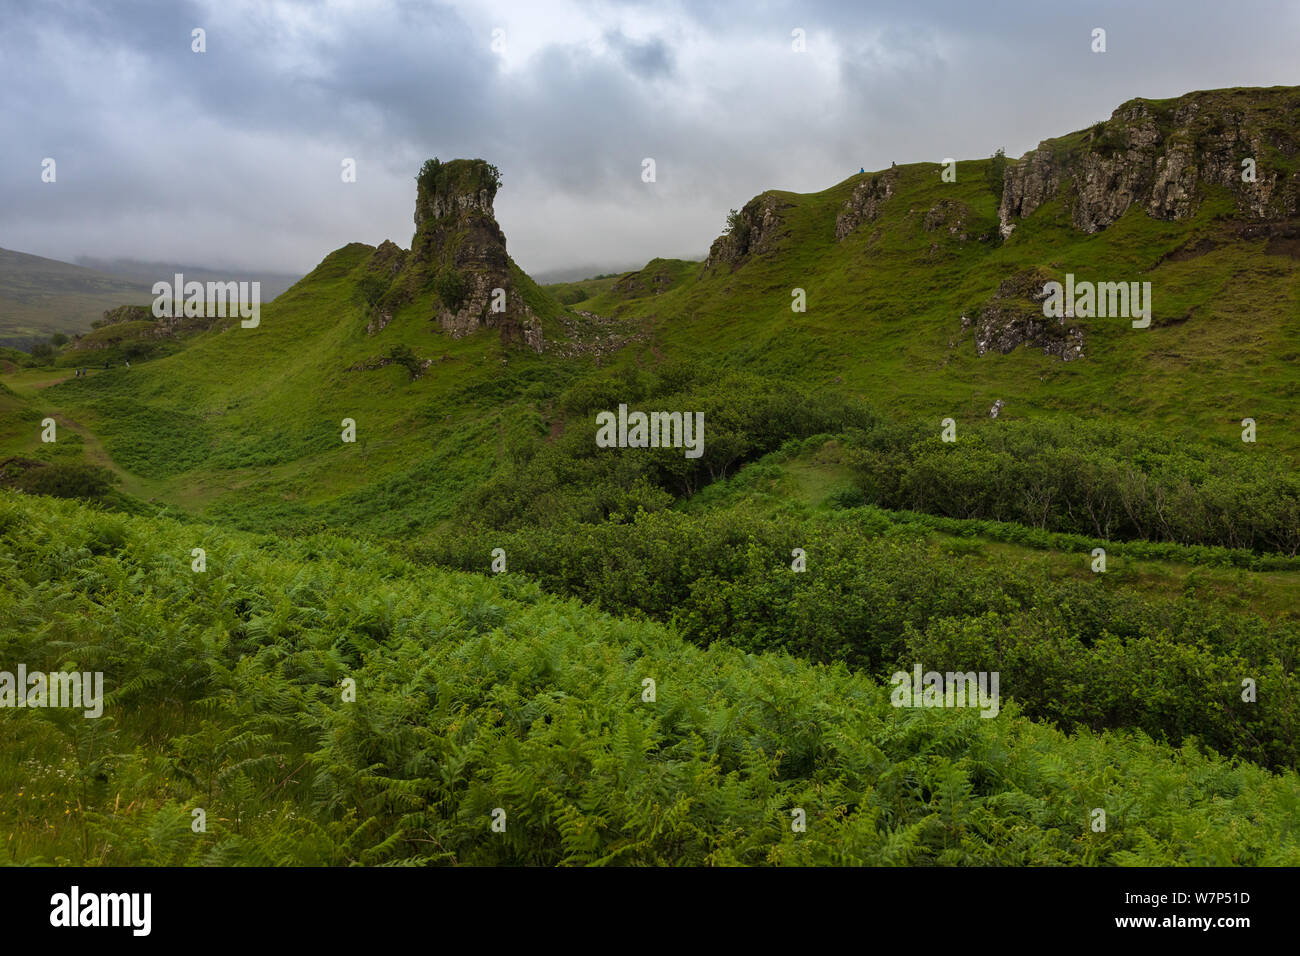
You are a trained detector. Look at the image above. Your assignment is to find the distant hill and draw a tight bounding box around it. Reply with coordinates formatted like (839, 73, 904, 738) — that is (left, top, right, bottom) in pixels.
(0, 248, 152, 347)
(75, 256, 302, 303)
(0, 248, 303, 349)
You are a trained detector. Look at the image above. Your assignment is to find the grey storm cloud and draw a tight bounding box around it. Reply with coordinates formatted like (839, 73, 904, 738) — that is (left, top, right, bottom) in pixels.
(602, 29, 676, 79)
(2, 0, 1298, 278)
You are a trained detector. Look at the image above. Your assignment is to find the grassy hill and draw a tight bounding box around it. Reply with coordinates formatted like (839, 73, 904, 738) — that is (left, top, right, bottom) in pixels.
(2, 87, 1296, 526)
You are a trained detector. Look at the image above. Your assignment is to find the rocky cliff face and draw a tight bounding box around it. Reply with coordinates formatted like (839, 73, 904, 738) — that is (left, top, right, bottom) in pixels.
(999, 89, 1300, 238)
(413, 159, 542, 351)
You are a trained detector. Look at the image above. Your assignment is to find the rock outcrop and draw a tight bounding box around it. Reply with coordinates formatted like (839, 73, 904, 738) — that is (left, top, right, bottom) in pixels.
(412, 159, 542, 352)
(68, 304, 218, 350)
(835, 169, 898, 240)
(360, 159, 543, 352)
(704, 193, 793, 270)
(923, 199, 972, 239)
(612, 260, 677, 296)
(94, 305, 153, 327)
(969, 268, 1085, 362)
(999, 88, 1300, 238)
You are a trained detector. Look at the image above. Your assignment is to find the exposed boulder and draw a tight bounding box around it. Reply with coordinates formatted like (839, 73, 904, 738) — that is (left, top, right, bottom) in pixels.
(971, 268, 1085, 362)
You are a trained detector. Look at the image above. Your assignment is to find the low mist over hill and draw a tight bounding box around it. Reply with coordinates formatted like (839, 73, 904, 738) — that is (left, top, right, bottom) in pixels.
(0, 248, 302, 349)
(0, 248, 151, 347)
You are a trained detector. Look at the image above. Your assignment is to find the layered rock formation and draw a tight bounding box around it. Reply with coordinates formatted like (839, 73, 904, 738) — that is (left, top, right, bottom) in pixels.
(413, 159, 542, 351)
(361, 158, 543, 352)
(999, 88, 1300, 238)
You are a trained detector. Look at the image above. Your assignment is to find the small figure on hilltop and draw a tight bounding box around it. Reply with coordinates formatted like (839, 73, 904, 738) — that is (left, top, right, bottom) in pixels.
(859, 167, 865, 174)
(125, 359, 131, 369)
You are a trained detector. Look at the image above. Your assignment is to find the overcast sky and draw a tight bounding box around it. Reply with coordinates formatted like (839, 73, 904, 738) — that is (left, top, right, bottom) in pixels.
(3, 0, 1298, 280)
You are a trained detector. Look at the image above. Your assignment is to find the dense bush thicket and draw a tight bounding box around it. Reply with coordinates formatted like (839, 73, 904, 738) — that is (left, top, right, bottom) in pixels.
(844, 418, 1300, 555)
(864, 507, 1300, 571)
(425, 507, 1300, 770)
(3, 491, 1298, 865)
(465, 364, 875, 528)
(462, 365, 1300, 555)
(5, 461, 118, 499)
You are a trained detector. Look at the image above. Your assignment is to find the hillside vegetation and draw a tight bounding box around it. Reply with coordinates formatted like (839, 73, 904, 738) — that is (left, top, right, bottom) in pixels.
(3, 87, 1299, 867)
(2, 491, 1298, 865)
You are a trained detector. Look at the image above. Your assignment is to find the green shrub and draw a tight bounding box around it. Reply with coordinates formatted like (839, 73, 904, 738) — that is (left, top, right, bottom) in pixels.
(435, 269, 468, 312)
(424, 503, 1300, 770)
(986, 148, 1006, 202)
(11, 462, 117, 499)
(387, 344, 423, 380)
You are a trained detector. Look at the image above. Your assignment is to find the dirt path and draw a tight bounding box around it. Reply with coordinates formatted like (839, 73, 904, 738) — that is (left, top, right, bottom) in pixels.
(48, 412, 149, 498)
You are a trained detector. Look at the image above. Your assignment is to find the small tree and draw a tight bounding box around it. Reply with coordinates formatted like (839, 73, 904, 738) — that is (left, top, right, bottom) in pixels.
(986, 148, 1007, 202)
(723, 208, 751, 249)
(416, 157, 442, 193)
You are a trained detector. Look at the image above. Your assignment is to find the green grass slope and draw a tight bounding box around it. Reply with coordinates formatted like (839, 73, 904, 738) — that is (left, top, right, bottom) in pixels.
(3, 241, 585, 531)
(1, 89, 1295, 538)
(600, 169, 1298, 454)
